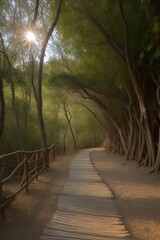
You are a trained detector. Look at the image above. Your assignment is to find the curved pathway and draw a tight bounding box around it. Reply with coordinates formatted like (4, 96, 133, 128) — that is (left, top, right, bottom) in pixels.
(41, 149, 132, 240)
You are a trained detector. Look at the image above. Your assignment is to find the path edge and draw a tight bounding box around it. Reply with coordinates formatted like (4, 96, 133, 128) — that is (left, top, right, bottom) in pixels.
(90, 149, 134, 240)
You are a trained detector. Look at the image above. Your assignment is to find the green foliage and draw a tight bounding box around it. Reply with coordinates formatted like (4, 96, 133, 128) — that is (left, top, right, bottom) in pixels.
(153, 17, 160, 34)
(0, 0, 159, 162)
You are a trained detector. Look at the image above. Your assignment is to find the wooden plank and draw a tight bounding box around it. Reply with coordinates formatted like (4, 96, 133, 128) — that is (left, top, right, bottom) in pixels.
(41, 149, 133, 240)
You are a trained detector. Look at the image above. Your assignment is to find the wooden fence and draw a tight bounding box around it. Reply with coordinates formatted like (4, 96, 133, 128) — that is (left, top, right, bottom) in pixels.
(0, 143, 56, 216)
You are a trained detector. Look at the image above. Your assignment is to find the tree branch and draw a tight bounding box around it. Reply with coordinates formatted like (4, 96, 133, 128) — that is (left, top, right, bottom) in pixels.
(75, 5, 125, 61)
(118, 0, 131, 66)
(36, 0, 63, 148)
(32, 0, 40, 26)
(37, 0, 63, 98)
(82, 104, 108, 132)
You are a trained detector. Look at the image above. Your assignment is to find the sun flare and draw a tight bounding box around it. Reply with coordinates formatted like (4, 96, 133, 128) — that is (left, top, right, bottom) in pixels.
(26, 31, 36, 42)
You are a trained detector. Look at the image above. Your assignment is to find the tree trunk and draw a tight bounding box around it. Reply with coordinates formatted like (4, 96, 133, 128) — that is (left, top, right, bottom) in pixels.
(9, 73, 24, 149)
(83, 2, 156, 165)
(35, 0, 63, 148)
(0, 33, 23, 148)
(118, 0, 155, 166)
(79, 88, 128, 156)
(62, 101, 77, 151)
(150, 85, 160, 172)
(0, 79, 5, 140)
(63, 126, 68, 153)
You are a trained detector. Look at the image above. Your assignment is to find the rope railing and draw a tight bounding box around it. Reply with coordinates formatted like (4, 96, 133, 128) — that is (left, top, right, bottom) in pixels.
(0, 143, 57, 217)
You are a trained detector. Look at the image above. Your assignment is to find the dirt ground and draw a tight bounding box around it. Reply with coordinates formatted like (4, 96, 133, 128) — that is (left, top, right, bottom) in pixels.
(0, 152, 76, 240)
(1, 148, 160, 240)
(91, 148, 160, 240)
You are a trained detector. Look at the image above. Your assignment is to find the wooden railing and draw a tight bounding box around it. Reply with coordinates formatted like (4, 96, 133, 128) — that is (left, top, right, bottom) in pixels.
(0, 144, 57, 216)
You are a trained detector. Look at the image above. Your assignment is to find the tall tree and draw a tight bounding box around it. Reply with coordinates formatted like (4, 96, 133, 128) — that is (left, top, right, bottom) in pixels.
(54, 0, 160, 169)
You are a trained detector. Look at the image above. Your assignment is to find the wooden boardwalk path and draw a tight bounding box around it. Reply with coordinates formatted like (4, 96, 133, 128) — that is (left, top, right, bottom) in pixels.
(41, 149, 132, 240)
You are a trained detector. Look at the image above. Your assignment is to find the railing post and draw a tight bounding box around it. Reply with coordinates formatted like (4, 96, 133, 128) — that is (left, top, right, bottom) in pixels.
(24, 154, 29, 193)
(17, 153, 22, 177)
(35, 152, 39, 181)
(49, 148, 53, 161)
(54, 144, 56, 159)
(0, 181, 4, 218)
(45, 149, 49, 169)
(0, 181, 3, 202)
(55, 144, 58, 157)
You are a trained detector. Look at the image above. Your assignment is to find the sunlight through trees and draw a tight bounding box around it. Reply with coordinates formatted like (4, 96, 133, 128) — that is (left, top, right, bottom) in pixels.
(0, 0, 160, 172)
